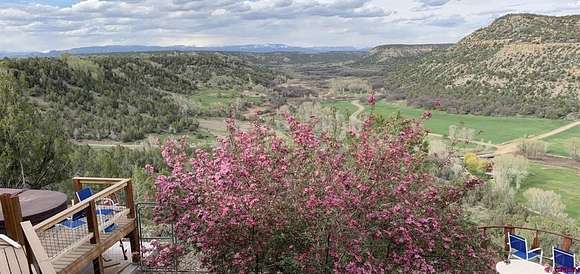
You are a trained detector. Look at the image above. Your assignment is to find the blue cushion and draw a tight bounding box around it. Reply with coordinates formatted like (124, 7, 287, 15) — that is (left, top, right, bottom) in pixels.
(76, 187, 93, 202)
(71, 210, 86, 221)
(61, 219, 86, 229)
(96, 208, 114, 215)
(509, 234, 527, 253)
(512, 249, 540, 260)
(554, 247, 575, 267)
(527, 250, 541, 259)
(103, 223, 117, 233)
(512, 250, 527, 260)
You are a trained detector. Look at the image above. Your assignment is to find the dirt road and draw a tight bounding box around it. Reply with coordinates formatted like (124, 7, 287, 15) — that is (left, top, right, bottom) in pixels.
(348, 100, 497, 148)
(494, 120, 580, 155)
(349, 100, 365, 127)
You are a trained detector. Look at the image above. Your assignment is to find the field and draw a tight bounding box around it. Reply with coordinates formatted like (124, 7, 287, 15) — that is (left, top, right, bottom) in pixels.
(173, 88, 264, 115)
(518, 164, 580, 221)
(191, 89, 261, 105)
(328, 101, 569, 144)
(544, 125, 580, 157)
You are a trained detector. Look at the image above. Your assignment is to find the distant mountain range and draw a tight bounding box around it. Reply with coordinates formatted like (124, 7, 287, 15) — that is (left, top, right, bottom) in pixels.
(0, 44, 368, 58)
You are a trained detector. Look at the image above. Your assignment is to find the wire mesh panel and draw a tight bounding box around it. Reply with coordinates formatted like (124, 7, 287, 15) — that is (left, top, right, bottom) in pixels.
(22, 178, 137, 273)
(137, 202, 208, 273)
(37, 219, 92, 259)
(93, 186, 129, 234)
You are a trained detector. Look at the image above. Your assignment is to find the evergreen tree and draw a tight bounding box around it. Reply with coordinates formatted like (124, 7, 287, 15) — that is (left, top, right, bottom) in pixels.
(0, 76, 71, 189)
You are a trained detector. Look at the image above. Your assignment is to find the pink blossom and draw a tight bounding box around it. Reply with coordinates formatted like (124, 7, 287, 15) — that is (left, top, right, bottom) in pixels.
(368, 91, 377, 107)
(149, 110, 495, 273)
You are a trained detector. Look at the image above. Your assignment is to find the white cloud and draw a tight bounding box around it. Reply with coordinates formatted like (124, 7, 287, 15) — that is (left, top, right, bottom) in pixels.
(417, 0, 451, 8)
(0, 0, 577, 51)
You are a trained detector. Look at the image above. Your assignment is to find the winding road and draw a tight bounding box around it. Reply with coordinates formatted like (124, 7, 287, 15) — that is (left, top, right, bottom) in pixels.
(492, 120, 580, 156)
(79, 100, 580, 167)
(349, 100, 365, 128)
(348, 100, 499, 148)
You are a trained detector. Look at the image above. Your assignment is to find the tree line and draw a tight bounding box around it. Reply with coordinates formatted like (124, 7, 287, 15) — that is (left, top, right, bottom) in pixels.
(1, 52, 276, 142)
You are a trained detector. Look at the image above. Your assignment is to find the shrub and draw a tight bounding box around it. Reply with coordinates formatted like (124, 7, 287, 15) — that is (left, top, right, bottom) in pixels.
(141, 240, 184, 268)
(492, 155, 529, 189)
(523, 188, 567, 218)
(519, 139, 547, 159)
(464, 152, 488, 176)
(448, 125, 476, 143)
(567, 137, 580, 161)
(150, 114, 495, 273)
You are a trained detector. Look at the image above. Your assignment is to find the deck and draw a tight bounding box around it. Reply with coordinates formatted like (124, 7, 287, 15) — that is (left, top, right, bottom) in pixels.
(19, 178, 140, 274)
(0, 236, 30, 274)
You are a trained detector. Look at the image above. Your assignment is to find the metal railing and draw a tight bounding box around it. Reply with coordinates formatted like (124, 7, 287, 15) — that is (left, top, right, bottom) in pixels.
(479, 224, 579, 256)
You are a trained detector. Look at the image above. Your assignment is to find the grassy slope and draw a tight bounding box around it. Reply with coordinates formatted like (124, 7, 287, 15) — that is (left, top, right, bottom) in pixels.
(328, 101, 568, 144)
(191, 89, 259, 105)
(544, 125, 580, 157)
(173, 88, 263, 113)
(518, 164, 580, 221)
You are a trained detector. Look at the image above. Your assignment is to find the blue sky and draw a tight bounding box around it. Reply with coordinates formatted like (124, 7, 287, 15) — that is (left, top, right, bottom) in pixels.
(0, 0, 579, 52)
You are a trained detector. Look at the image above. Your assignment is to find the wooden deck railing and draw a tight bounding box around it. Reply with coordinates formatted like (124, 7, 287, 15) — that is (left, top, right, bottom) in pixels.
(21, 177, 140, 274)
(479, 224, 579, 253)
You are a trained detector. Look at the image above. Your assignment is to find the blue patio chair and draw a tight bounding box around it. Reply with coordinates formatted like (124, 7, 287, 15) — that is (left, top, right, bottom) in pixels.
(553, 247, 578, 274)
(76, 187, 128, 260)
(76, 187, 115, 216)
(508, 233, 543, 263)
(60, 187, 116, 230)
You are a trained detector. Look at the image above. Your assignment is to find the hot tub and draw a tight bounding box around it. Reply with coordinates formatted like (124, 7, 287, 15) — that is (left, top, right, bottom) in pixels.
(0, 188, 68, 232)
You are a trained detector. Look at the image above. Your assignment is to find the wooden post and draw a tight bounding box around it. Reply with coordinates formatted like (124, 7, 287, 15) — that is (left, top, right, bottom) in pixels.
(1, 193, 24, 245)
(480, 228, 488, 249)
(86, 200, 104, 273)
(125, 179, 135, 219)
(561, 235, 573, 252)
(531, 230, 540, 249)
(125, 179, 141, 262)
(504, 224, 515, 252)
(72, 178, 82, 196)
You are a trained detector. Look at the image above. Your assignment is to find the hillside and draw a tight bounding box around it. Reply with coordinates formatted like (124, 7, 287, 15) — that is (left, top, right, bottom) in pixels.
(356, 44, 451, 65)
(236, 52, 367, 66)
(386, 14, 580, 118)
(0, 53, 276, 141)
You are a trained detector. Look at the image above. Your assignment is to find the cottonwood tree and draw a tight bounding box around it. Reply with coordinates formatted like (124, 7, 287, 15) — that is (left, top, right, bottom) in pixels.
(492, 154, 529, 189)
(519, 139, 547, 159)
(295, 102, 347, 139)
(524, 188, 567, 218)
(448, 125, 476, 143)
(329, 78, 371, 96)
(567, 137, 580, 160)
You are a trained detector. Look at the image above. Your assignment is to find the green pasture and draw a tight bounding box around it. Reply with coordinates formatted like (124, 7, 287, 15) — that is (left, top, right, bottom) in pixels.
(327, 101, 569, 144)
(544, 125, 580, 157)
(518, 164, 580, 222)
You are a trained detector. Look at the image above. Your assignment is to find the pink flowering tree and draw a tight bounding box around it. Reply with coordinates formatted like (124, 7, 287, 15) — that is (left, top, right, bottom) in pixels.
(149, 108, 496, 273)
